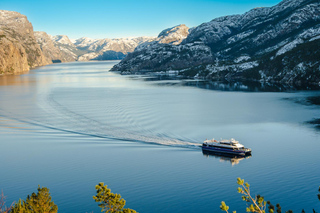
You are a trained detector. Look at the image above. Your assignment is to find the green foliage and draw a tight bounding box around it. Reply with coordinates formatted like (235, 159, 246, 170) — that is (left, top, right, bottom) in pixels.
(318, 186, 320, 201)
(276, 204, 281, 213)
(236, 178, 267, 213)
(10, 199, 27, 213)
(11, 186, 57, 213)
(220, 178, 297, 213)
(122, 209, 137, 213)
(93, 182, 137, 213)
(220, 201, 230, 212)
(267, 201, 274, 213)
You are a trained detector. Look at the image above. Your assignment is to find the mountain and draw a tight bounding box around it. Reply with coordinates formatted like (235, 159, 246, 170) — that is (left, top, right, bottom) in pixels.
(134, 24, 189, 52)
(73, 37, 98, 48)
(35, 33, 151, 62)
(75, 36, 155, 61)
(0, 10, 160, 75)
(156, 24, 189, 45)
(35, 32, 150, 62)
(34, 32, 79, 63)
(52, 35, 75, 46)
(112, 0, 320, 85)
(50, 35, 87, 61)
(0, 10, 50, 75)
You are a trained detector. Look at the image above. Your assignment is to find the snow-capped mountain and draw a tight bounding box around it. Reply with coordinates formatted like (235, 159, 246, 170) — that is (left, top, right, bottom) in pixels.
(112, 0, 320, 84)
(74, 36, 155, 61)
(73, 37, 98, 48)
(34, 32, 80, 62)
(134, 24, 189, 52)
(52, 35, 75, 46)
(50, 34, 86, 61)
(35, 34, 154, 62)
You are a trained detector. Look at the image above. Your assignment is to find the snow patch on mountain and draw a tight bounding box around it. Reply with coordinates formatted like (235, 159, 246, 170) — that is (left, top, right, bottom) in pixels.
(52, 35, 75, 46)
(234, 56, 251, 63)
(276, 38, 303, 56)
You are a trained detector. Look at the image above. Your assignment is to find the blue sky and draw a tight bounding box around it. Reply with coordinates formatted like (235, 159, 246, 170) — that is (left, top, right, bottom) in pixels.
(2, 0, 282, 39)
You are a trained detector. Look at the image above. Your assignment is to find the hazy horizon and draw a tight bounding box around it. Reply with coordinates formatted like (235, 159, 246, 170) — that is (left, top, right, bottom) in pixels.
(2, 0, 282, 40)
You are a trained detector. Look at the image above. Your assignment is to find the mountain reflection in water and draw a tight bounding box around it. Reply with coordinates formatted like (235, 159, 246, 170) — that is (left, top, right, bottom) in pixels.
(133, 74, 320, 92)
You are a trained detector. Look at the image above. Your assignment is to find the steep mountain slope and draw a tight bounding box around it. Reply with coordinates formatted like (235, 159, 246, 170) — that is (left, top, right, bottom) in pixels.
(51, 35, 86, 61)
(134, 24, 189, 52)
(34, 31, 78, 62)
(0, 10, 50, 75)
(112, 0, 320, 84)
(111, 24, 199, 71)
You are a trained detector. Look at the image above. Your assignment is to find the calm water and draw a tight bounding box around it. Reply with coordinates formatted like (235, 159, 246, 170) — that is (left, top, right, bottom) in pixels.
(0, 61, 320, 212)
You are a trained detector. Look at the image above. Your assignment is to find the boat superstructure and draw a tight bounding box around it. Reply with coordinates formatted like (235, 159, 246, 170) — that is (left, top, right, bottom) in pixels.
(202, 138, 251, 156)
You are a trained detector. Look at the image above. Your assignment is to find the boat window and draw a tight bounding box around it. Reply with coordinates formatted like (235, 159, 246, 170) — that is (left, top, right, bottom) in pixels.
(213, 146, 233, 150)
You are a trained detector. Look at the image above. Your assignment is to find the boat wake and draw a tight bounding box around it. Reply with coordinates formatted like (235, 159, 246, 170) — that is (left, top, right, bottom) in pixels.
(0, 88, 202, 149)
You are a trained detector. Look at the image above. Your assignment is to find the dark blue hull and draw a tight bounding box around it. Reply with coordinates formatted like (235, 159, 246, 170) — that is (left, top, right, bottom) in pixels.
(202, 146, 251, 156)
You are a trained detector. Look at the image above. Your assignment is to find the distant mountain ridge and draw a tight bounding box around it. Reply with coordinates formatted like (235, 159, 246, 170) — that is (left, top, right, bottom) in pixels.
(36, 33, 155, 62)
(112, 0, 320, 84)
(0, 9, 155, 75)
(75, 36, 155, 61)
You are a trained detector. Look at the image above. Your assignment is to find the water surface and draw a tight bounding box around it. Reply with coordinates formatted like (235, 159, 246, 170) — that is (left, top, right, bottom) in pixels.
(0, 61, 320, 212)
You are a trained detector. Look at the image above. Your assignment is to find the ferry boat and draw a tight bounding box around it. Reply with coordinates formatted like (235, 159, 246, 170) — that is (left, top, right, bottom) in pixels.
(202, 138, 251, 156)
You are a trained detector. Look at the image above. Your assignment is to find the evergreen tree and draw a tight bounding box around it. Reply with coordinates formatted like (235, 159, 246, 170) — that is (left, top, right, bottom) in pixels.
(11, 186, 57, 213)
(10, 199, 28, 213)
(93, 183, 137, 213)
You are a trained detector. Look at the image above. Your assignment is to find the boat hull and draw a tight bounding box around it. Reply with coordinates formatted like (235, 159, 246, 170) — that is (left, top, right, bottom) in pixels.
(202, 145, 251, 156)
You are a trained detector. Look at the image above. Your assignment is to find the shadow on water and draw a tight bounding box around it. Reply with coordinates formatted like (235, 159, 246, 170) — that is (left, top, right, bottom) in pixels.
(305, 96, 320, 106)
(129, 74, 320, 92)
(305, 118, 320, 130)
(284, 96, 320, 106)
(283, 95, 320, 131)
(202, 150, 252, 166)
(131, 73, 320, 132)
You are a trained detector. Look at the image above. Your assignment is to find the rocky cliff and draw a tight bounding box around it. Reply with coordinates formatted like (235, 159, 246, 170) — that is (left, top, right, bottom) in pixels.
(0, 10, 50, 75)
(112, 0, 320, 85)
